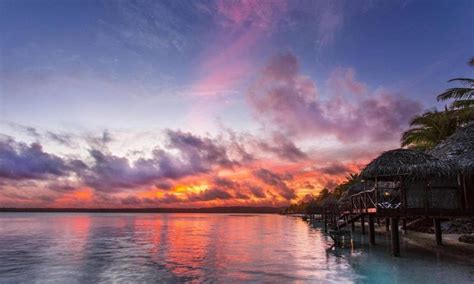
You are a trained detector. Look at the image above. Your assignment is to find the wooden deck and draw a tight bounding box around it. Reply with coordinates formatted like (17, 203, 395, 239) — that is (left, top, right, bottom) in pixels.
(305, 183, 473, 257)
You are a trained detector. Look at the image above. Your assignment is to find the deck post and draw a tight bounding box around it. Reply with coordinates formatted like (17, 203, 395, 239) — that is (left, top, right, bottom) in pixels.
(323, 212, 328, 232)
(434, 218, 442, 246)
(390, 217, 400, 257)
(402, 219, 407, 232)
(368, 215, 375, 245)
(385, 218, 390, 232)
(351, 218, 355, 232)
(360, 215, 366, 234)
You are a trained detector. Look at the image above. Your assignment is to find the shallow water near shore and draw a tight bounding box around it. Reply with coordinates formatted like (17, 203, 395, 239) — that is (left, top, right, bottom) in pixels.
(0, 213, 473, 283)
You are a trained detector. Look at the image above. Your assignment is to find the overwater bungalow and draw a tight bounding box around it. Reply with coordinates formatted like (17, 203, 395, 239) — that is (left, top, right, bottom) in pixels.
(348, 148, 463, 254)
(306, 128, 473, 255)
(430, 123, 474, 214)
(355, 148, 461, 217)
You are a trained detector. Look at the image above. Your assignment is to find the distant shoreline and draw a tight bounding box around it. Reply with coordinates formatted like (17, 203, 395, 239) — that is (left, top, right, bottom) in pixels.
(0, 206, 284, 214)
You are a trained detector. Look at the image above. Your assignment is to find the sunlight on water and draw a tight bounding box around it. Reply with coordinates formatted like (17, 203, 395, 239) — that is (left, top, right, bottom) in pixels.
(0, 213, 473, 283)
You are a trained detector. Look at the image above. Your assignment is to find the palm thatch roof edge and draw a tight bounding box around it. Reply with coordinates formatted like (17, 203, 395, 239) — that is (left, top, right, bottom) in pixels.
(430, 122, 474, 175)
(361, 148, 456, 180)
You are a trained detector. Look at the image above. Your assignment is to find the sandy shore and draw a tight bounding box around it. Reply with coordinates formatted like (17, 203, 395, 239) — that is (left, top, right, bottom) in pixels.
(369, 222, 474, 264)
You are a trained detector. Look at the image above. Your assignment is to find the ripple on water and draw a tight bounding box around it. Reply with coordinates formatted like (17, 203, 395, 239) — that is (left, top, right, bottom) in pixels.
(0, 213, 473, 283)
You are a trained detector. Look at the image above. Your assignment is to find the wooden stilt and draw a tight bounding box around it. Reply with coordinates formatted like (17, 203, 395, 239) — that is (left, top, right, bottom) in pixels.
(351, 217, 355, 232)
(323, 213, 328, 232)
(434, 218, 442, 246)
(369, 215, 375, 245)
(402, 219, 407, 232)
(390, 217, 400, 257)
(377, 217, 380, 226)
(385, 218, 390, 232)
(361, 215, 366, 234)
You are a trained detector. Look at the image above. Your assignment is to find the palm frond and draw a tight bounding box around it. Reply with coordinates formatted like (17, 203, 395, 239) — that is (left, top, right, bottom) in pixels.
(437, 87, 474, 101)
(450, 99, 474, 109)
(401, 109, 459, 150)
(447, 78, 474, 85)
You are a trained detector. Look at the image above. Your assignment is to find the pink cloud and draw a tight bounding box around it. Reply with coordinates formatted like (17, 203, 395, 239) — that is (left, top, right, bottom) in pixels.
(191, 28, 260, 96)
(216, 0, 288, 30)
(191, 0, 289, 97)
(248, 52, 422, 143)
(329, 67, 368, 96)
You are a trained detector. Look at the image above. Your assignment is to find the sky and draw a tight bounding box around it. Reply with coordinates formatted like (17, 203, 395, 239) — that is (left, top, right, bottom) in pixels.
(0, 0, 473, 208)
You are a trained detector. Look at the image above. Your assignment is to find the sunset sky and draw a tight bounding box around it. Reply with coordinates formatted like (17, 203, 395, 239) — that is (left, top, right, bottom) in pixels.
(0, 0, 473, 208)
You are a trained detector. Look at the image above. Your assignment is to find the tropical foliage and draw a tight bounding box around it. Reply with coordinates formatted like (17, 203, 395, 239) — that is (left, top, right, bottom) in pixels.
(333, 173, 359, 200)
(284, 174, 359, 214)
(437, 57, 474, 103)
(401, 58, 474, 150)
(401, 108, 459, 150)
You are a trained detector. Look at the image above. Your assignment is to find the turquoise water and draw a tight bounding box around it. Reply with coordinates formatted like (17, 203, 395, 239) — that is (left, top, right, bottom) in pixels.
(0, 213, 472, 283)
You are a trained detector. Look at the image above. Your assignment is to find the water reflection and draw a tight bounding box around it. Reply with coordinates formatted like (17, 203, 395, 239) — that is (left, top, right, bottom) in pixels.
(0, 213, 473, 283)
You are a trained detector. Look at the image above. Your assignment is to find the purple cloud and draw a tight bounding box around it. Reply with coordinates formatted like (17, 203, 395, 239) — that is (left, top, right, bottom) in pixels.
(80, 130, 241, 191)
(187, 188, 233, 201)
(0, 138, 70, 180)
(248, 52, 422, 143)
(318, 162, 351, 175)
(253, 168, 296, 200)
(255, 132, 307, 162)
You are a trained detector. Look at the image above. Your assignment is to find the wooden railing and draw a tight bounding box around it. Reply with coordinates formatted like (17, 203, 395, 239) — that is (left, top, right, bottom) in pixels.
(350, 187, 402, 214)
(351, 189, 376, 213)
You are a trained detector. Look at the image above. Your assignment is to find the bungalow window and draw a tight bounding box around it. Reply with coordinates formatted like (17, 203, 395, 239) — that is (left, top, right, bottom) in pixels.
(376, 181, 401, 209)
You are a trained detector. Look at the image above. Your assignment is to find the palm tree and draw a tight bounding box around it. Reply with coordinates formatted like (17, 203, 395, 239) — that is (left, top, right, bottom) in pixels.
(436, 58, 474, 127)
(333, 173, 359, 200)
(437, 57, 474, 105)
(401, 57, 474, 150)
(401, 108, 458, 150)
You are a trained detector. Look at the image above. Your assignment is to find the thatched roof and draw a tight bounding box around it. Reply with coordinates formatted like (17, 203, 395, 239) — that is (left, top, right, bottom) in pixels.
(430, 123, 474, 174)
(361, 149, 455, 180)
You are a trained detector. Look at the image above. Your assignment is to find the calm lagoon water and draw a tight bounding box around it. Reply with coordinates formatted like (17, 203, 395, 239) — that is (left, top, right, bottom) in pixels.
(0, 213, 473, 283)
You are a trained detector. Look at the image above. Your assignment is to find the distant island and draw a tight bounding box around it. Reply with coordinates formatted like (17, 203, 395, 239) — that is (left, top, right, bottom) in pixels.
(0, 206, 285, 214)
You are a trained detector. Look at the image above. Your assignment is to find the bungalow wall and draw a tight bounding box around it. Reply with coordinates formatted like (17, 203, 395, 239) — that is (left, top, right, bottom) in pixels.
(463, 174, 474, 213)
(376, 178, 460, 213)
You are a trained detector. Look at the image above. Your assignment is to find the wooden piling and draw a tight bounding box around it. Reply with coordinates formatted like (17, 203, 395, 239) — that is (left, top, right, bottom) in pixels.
(385, 218, 390, 232)
(390, 217, 400, 257)
(402, 219, 407, 232)
(361, 215, 366, 234)
(434, 218, 442, 246)
(351, 219, 355, 232)
(368, 215, 375, 245)
(323, 213, 328, 232)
